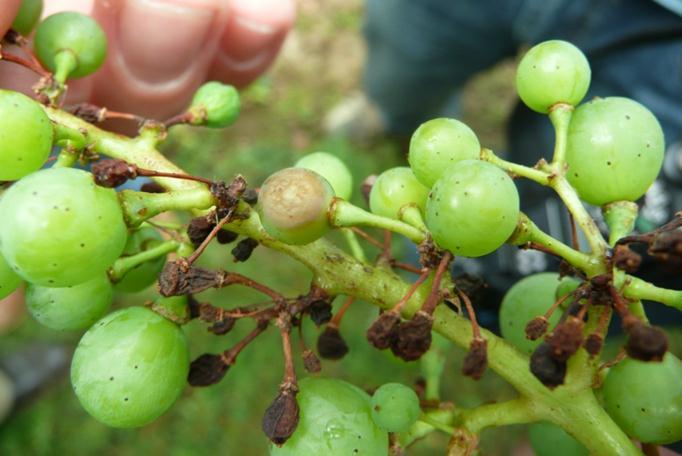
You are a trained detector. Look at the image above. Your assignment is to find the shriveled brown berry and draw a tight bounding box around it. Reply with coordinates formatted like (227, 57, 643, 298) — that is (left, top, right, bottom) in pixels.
(302, 349, 322, 373)
(262, 389, 300, 446)
(140, 181, 166, 193)
(452, 274, 488, 307)
(187, 217, 215, 247)
(584, 333, 604, 357)
(216, 229, 238, 244)
(158, 261, 223, 296)
(462, 338, 488, 380)
(307, 299, 333, 326)
(366, 311, 401, 350)
(530, 342, 566, 388)
(242, 188, 259, 205)
(92, 159, 136, 188)
(188, 353, 229, 387)
(546, 317, 584, 362)
(612, 244, 642, 273)
(317, 326, 349, 360)
(625, 323, 668, 362)
(391, 311, 433, 362)
(208, 317, 236, 335)
(525, 316, 549, 341)
(232, 238, 259, 262)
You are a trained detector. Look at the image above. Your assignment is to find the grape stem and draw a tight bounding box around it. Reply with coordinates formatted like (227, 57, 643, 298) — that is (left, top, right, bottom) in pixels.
(548, 103, 573, 166)
(622, 275, 682, 311)
(457, 397, 538, 433)
(109, 240, 180, 282)
(479, 148, 550, 185)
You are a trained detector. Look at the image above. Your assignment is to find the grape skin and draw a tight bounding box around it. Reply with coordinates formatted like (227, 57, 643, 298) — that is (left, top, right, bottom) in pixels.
(369, 167, 429, 220)
(71, 307, 189, 428)
(370, 383, 421, 433)
(0, 252, 22, 300)
(295, 152, 354, 201)
(0, 168, 129, 287)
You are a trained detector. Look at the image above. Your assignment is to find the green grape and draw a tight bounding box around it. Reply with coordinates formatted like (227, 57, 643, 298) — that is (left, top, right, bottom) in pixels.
(34, 12, 107, 80)
(0, 253, 22, 300)
(555, 276, 581, 301)
(369, 167, 429, 220)
(408, 118, 480, 187)
(370, 383, 421, 433)
(425, 160, 519, 257)
(114, 227, 166, 293)
(11, 0, 43, 35)
(259, 168, 335, 245)
(188, 82, 240, 128)
(71, 306, 189, 428)
(271, 377, 388, 455)
(295, 152, 354, 201)
(602, 353, 682, 444)
(0, 90, 54, 181)
(566, 97, 664, 206)
(0, 167, 128, 287)
(26, 274, 112, 331)
(499, 273, 562, 355)
(529, 421, 588, 456)
(516, 40, 591, 113)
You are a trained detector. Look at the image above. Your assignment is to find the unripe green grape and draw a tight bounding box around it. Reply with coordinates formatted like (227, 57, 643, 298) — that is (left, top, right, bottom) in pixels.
(370, 383, 421, 433)
(0, 253, 22, 300)
(516, 40, 591, 113)
(11, 0, 43, 35)
(259, 168, 335, 245)
(0, 90, 54, 181)
(555, 276, 581, 301)
(0, 167, 128, 287)
(26, 274, 112, 331)
(369, 167, 429, 220)
(114, 227, 166, 293)
(71, 307, 189, 428)
(295, 152, 354, 200)
(270, 377, 388, 455)
(34, 12, 107, 80)
(529, 421, 588, 456)
(425, 160, 519, 257)
(188, 82, 240, 128)
(602, 353, 682, 444)
(499, 273, 562, 355)
(408, 118, 480, 187)
(566, 97, 664, 206)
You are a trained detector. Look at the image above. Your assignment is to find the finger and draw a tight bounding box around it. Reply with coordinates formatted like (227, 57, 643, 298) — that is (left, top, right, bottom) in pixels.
(42, 0, 94, 17)
(89, 0, 230, 119)
(208, 0, 296, 87)
(0, 0, 22, 38)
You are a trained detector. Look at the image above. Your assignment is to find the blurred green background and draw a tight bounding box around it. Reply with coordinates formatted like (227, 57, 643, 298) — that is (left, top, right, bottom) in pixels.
(2, 1, 677, 455)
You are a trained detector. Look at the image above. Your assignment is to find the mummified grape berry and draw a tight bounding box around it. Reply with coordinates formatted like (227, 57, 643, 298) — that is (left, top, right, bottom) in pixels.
(34, 12, 107, 80)
(370, 383, 421, 433)
(258, 168, 335, 245)
(71, 307, 189, 428)
(602, 354, 682, 444)
(425, 160, 519, 257)
(0, 90, 54, 181)
(188, 82, 240, 128)
(317, 326, 349, 360)
(566, 97, 664, 206)
(515, 40, 591, 113)
(369, 167, 429, 220)
(270, 377, 388, 455)
(0, 168, 128, 287)
(408, 118, 481, 187)
(530, 342, 566, 388)
(295, 152, 354, 201)
(26, 273, 112, 331)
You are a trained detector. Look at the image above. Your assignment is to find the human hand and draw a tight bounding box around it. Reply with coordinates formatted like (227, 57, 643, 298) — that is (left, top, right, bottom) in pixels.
(0, 0, 295, 119)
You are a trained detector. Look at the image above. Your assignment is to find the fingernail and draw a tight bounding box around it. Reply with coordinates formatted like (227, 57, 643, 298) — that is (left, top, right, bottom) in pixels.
(118, 0, 217, 83)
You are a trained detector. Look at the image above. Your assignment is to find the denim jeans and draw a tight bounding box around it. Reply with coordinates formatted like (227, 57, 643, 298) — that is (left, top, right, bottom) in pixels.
(363, 0, 682, 337)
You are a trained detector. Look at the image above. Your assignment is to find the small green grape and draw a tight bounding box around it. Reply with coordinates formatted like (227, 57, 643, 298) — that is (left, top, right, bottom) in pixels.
(295, 152, 354, 200)
(0, 90, 54, 181)
(369, 167, 429, 220)
(408, 118, 480, 187)
(271, 377, 388, 455)
(0, 167, 128, 287)
(566, 97, 664, 206)
(602, 353, 682, 444)
(26, 274, 113, 331)
(370, 383, 421, 433)
(11, 0, 43, 35)
(499, 273, 562, 355)
(71, 307, 189, 428)
(259, 168, 335, 245)
(188, 82, 240, 128)
(114, 227, 166, 293)
(34, 12, 107, 79)
(425, 160, 519, 257)
(555, 276, 581, 301)
(529, 421, 588, 456)
(0, 253, 22, 300)
(516, 40, 591, 113)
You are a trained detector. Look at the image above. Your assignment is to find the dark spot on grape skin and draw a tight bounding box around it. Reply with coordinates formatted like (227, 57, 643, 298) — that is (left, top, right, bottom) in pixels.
(80, 243, 85, 248)
(32, 191, 37, 196)
(607, 161, 612, 166)
(641, 407, 646, 412)
(374, 405, 381, 412)
(134, 365, 138, 369)
(625, 115, 631, 120)
(124, 397, 129, 402)
(110, 377, 114, 381)
(574, 173, 579, 177)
